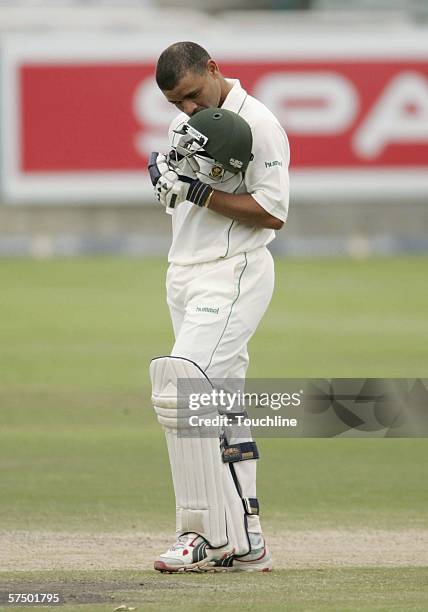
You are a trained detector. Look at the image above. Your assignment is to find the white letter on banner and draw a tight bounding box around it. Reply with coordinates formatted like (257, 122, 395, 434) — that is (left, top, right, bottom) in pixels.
(254, 72, 358, 134)
(133, 78, 176, 158)
(353, 72, 428, 159)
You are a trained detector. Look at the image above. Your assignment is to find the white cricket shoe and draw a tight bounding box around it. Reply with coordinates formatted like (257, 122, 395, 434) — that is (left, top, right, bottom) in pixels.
(202, 533, 273, 572)
(154, 533, 230, 573)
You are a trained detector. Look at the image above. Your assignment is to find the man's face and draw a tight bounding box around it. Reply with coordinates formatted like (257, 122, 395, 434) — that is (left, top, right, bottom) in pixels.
(162, 60, 222, 117)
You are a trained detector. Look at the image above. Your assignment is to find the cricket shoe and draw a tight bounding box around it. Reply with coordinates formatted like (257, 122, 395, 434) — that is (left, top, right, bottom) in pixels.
(154, 533, 231, 573)
(202, 533, 273, 572)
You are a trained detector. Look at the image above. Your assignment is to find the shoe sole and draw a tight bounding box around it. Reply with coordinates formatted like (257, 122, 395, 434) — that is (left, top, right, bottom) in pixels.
(154, 559, 211, 573)
(199, 546, 273, 573)
(154, 551, 231, 574)
(222, 564, 273, 572)
(154, 560, 272, 573)
(201, 565, 272, 573)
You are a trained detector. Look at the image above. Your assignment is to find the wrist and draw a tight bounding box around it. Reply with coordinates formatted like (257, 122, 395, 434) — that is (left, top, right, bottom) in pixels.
(188, 179, 213, 208)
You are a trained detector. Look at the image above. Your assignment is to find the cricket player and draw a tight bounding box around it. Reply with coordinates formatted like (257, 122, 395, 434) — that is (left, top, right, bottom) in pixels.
(148, 41, 290, 572)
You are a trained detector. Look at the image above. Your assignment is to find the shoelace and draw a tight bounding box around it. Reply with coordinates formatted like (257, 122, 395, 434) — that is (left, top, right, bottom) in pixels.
(171, 535, 197, 551)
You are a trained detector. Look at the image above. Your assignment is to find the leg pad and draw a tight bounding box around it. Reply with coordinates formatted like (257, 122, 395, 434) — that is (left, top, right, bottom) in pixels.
(150, 356, 251, 555)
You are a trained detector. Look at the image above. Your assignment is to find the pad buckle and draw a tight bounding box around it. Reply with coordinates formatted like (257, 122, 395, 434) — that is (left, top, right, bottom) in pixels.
(242, 497, 260, 515)
(221, 441, 259, 463)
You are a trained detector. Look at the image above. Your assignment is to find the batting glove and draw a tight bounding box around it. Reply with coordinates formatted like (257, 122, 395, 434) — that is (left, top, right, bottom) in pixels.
(148, 152, 214, 210)
(147, 152, 176, 208)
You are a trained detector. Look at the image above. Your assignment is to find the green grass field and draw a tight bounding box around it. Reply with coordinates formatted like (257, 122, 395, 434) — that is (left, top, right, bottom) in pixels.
(1, 256, 428, 611)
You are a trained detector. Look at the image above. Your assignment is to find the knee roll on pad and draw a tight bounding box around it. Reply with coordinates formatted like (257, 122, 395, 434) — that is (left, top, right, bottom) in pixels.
(149, 355, 251, 554)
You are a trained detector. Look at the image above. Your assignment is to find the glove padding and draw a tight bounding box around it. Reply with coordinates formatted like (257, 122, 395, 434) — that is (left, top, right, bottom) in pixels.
(148, 152, 169, 187)
(148, 152, 213, 210)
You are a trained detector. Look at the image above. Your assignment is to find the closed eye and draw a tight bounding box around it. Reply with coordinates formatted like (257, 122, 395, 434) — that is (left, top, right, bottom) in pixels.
(168, 90, 200, 106)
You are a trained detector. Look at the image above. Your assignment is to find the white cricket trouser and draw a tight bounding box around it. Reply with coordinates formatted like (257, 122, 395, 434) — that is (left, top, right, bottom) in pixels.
(166, 246, 275, 533)
(167, 246, 274, 378)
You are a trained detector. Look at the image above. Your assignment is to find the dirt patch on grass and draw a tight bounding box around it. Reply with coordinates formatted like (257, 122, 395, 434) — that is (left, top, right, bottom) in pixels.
(1, 529, 428, 572)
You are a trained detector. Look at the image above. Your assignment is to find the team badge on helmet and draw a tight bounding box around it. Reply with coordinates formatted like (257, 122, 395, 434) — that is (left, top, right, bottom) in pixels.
(210, 165, 225, 179)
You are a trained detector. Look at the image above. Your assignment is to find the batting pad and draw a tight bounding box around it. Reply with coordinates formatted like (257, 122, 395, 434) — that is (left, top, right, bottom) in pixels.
(150, 356, 250, 555)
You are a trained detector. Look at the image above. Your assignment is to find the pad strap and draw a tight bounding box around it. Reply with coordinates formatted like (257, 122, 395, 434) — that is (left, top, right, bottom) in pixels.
(221, 441, 259, 463)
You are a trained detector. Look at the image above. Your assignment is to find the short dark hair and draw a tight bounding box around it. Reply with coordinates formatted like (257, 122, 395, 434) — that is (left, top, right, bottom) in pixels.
(156, 42, 211, 91)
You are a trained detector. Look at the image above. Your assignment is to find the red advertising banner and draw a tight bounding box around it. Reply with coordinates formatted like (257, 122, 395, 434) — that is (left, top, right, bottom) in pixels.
(21, 64, 153, 172)
(2, 34, 428, 203)
(20, 60, 428, 172)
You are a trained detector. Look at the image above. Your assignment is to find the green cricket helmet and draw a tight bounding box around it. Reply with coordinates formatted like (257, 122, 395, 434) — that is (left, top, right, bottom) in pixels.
(171, 108, 253, 176)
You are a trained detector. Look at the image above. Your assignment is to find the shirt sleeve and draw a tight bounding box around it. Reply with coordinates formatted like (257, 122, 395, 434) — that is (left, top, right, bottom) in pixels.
(245, 118, 290, 223)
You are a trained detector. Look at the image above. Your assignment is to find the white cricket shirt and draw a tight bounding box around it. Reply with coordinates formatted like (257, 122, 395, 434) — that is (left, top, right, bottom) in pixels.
(167, 79, 290, 265)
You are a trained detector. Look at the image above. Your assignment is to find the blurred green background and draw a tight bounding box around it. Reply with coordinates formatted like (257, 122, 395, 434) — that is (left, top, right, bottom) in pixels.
(1, 255, 427, 533)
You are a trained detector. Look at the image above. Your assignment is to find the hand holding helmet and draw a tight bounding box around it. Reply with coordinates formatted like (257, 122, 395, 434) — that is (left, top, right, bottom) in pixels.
(148, 108, 253, 213)
(148, 152, 214, 212)
(148, 153, 180, 209)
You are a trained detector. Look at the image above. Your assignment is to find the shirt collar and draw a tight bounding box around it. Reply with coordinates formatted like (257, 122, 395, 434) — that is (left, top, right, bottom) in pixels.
(221, 79, 247, 113)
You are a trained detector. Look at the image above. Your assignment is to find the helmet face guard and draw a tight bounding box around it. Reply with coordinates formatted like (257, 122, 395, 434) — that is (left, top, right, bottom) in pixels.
(168, 123, 209, 173)
(168, 124, 233, 184)
(177, 123, 208, 149)
(168, 108, 253, 185)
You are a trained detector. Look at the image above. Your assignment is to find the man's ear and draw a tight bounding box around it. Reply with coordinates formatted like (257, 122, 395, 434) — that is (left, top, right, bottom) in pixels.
(206, 59, 219, 77)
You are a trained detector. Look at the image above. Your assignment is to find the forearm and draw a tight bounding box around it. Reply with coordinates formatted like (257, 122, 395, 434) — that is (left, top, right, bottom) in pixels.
(208, 190, 283, 230)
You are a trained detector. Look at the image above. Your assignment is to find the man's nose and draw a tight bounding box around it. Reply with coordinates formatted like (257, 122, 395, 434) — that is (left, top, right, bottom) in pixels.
(182, 100, 198, 116)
